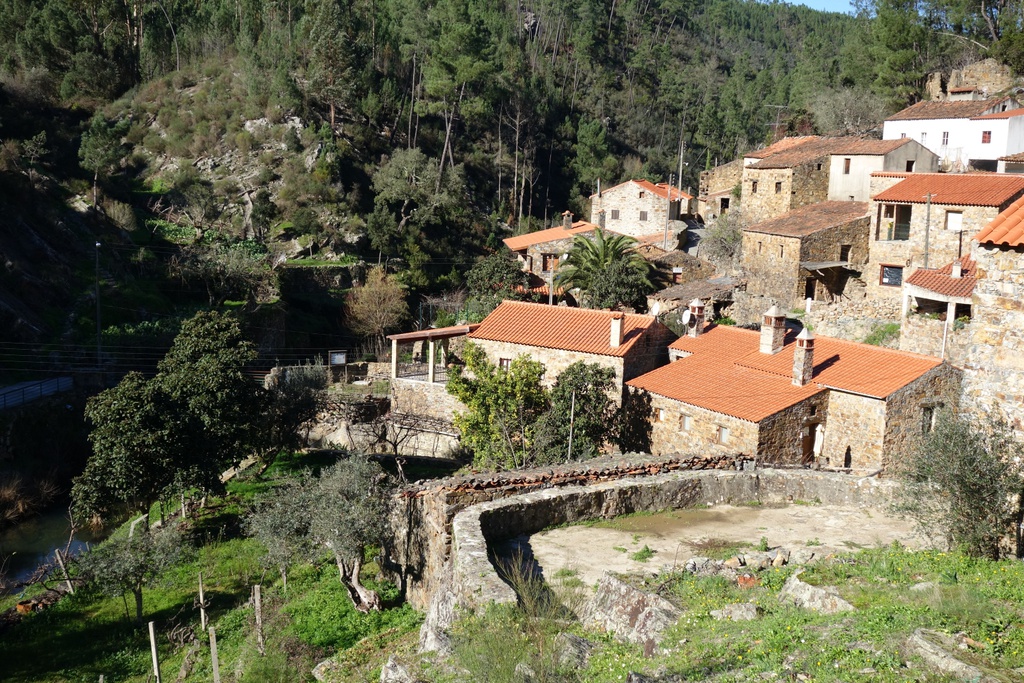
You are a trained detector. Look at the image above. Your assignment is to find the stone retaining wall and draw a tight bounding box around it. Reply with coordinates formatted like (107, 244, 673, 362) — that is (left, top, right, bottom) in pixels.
(447, 469, 901, 611)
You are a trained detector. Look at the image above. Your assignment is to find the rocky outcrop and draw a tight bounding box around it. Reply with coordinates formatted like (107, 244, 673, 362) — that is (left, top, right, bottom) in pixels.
(778, 571, 855, 614)
(584, 574, 681, 656)
(905, 629, 1012, 683)
(379, 655, 420, 683)
(710, 602, 758, 621)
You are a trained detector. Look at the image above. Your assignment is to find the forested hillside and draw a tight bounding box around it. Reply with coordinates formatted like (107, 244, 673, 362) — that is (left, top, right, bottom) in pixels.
(0, 0, 1019, 355)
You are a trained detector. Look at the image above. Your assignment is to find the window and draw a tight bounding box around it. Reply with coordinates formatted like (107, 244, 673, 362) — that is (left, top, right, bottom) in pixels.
(942, 131, 949, 146)
(610, 209, 620, 220)
(680, 415, 692, 432)
(639, 191, 646, 199)
(881, 204, 912, 240)
(840, 244, 852, 261)
(751, 181, 758, 194)
(775, 181, 782, 193)
(945, 211, 963, 232)
(843, 158, 851, 174)
(809, 405, 817, 417)
(639, 211, 648, 221)
(717, 426, 730, 445)
(922, 406, 936, 434)
(720, 198, 730, 212)
(654, 408, 666, 422)
(901, 133, 907, 138)
(758, 241, 763, 254)
(779, 245, 784, 258)
(905, 160, 916, 172)
(921, 132, 927, 144)
(880, 265, 903, 287)
(816, 163, 822, 170)
(542, 253, 558, 272)
(498, 358, 511, 371)
(983, 131, 992, 144)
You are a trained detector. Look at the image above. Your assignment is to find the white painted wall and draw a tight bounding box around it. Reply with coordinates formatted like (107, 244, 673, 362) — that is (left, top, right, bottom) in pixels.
(827, 142, 938, 202)
(883, 110, 1024, 167)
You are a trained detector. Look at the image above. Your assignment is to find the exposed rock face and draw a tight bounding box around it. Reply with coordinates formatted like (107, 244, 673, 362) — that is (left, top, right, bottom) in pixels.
(710, 602, 758, 621)
(778, 571, 855, 614)
(905, 629, 1010, 683)
(380, 655, 419, 683)
(584, 573, 682, 655)
(418, 580, 457, 654)
(555, 633, 596, 669)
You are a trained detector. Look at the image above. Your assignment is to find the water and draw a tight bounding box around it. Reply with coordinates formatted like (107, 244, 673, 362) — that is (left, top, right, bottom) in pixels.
(0, 506, 104, 591)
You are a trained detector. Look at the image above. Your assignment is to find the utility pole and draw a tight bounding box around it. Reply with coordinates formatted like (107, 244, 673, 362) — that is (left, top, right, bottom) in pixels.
(923, 193, 932, 269)
(94, 242, 101, 367)
(663, 173, 674, 251)
(566, 389, 576, 462)
(676, 119, 687, 190)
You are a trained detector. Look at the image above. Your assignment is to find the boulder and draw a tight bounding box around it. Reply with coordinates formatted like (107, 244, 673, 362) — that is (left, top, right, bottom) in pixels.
(380, 655, 418, 683)
(906, 629, 1011, 683)
(710, 602, 758, 621)
(778, 571, 854, 614)
(419, 586, 457, 655)
(584, 573, 681, 656)
(555, 633, 596, 669)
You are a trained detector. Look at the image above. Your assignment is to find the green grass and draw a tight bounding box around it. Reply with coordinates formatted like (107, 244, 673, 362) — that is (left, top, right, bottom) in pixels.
(863, 322, 901, 346)
(630, 545, 656, 562)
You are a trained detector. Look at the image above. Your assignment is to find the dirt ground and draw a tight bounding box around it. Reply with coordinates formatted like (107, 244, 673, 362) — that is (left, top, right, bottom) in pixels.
(507, 503, 929, 587)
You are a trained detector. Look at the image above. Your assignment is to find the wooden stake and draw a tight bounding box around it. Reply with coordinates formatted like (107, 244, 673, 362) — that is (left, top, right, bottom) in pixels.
(209, 627, 221, 683)
(99, 676, 104, 683)
(254, 584, 265, 655)
(129, 513, 148, 538)
(54, 549, 74, 595)
(198, 572, 207, 632)
(148, 620, 162, 683)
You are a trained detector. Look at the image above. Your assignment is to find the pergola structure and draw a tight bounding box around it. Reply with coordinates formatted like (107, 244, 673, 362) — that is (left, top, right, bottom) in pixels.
(386, 324, 479, 384)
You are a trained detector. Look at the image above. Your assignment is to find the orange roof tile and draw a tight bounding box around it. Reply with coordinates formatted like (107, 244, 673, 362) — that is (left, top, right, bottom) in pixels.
(745, 136, 822, 160)
(905, 258, 977, 299)
(591, 179, 693, 201)
(503, 224, 595, 251)
(949, 86, 977, 93)
(628, 327, 823, 421)
(747, 138, 841, 169)
(974, 195, 1024, 246)
(743, 201, 869, 238)
(972, 108, 1024, 120)
(1001, 152, 1024, 162)
(872, 173, 1024, 207)
(886, 98, 1012, 121)
(468, 301, 666, 358)
(629, 325, 944, 420)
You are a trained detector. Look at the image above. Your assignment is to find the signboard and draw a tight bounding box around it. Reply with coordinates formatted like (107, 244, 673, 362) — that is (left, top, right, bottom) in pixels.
(329, 351, 348, 366)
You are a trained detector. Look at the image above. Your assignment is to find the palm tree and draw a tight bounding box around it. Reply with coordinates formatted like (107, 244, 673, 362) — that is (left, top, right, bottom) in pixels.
(555, 228, 653, 309)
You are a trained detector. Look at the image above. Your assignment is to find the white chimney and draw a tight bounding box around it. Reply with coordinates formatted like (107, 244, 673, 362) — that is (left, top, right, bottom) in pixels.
(760, 305, 786, 355)
(610, 312, 624, 348)
(951, 260, 963, 279)
(687, 298, 705, 338)
(792, 327, 815, 386)
(563, 210, 573, 230)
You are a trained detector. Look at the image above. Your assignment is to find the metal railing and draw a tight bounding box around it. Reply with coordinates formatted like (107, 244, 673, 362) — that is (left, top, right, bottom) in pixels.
(395, 363, 450, 384)
(0, 377, 74, 410)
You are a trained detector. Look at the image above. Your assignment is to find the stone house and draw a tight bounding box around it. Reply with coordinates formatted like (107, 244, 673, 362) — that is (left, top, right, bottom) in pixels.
(960, 197, 1024, 430)
(626, 303, 960, 473)
(865, 172, 1024, 300)
(898, 257, 976, 359)
(590, 179, 693, 239)
(881, 97, 1023, 171)
(503, 212, 599, 277)
(698, 158, 744, 219)
(466, 300, 677, 400)
(741, 201, 870, 309)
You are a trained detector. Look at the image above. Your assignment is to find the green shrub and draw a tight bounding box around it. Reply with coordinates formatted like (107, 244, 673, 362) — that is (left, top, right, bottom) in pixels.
(863, 322, 900, 346)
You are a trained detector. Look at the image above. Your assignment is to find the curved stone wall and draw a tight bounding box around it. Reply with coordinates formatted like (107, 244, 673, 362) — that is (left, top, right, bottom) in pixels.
(450, 469, 900, 610)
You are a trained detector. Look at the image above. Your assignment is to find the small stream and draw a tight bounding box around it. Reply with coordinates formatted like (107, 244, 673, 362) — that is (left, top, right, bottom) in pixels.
(0, 506, 104, 592)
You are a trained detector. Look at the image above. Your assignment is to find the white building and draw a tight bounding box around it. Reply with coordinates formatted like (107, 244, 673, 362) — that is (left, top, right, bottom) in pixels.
(882, 97, 1023, 172)
(827, 138, 938, 202)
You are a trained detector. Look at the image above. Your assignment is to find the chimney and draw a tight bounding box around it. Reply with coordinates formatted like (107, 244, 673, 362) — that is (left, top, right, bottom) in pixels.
(562, 210, 573, 230)
(760, 305, 786, 355)
(951, 260, 963, 279)
(792, 327, 815, 386)
(597, 209, 606, 230)
(687, 298, 705, 338)
(610, 312, 624, 348)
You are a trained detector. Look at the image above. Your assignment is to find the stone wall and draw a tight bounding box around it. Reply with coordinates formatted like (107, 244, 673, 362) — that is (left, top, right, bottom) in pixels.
(646, 393, 760, 456)
(882, 363, 963, 471)
(897, 313, 971, 362)
(698, 159, 744, 217)
(727, 290, 784, 326)
(961, 242, 1024, 429)
(741, 233, 803, 305)
(758, 393, 830, 465)
(592, 183, 683, 239)
(525, 235, 578, 275)
(802, 297, 901, 343)
(948, 58, 1017, 97)
(741, 168, 794, 224)
(278, 264, 357, 295)
(390, 378, 465, 423)
(384, 453, 746, 610)
(791, 161, 831, 212)
(818, 391, 886, 471)
(472, 339, 628, 393)
(442, 468, 902, 611)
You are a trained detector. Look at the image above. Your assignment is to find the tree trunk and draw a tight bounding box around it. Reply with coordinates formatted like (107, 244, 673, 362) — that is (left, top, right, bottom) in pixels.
(134, 587, 144, 624)
(334, 550, 381, 612)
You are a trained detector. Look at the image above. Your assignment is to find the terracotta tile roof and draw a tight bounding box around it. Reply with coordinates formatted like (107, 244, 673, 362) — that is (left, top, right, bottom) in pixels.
(974, 195, 1024, 246)
(503, 223, 596, 251)
(745, 136, 822, 160)
(870, 172, 913, 178)
(872, 173, 1024, 206)
(591, 179, 692, 201)
(631, 324, 942, 419)
(743, 201, 869, 238)
(468, 301, 666, 358)
(949, 86, 977, 93)
(651, 277, 739, 303)
(904, 258, 977, 299)
(1000, 152, 1024, 162)
(628, 327, 824, 422)
(388, 324, 480, 342)
(886, 98, 1011, 121)
(830, 138, 914, 155)
(747, 138, 841, 169)
(972, 108, 1024, 120)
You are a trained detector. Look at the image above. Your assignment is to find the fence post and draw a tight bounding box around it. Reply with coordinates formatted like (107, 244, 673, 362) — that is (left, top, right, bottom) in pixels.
(254, 584, 265, 655)
(148, 621, 161, 683)
(209, 627, 221, 683)
(198, 572, 207, 632)
(54, 549, 74, 594)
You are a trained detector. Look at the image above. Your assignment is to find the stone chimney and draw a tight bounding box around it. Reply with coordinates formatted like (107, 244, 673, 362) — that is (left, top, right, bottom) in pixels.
(687, 298, 705, 338)
(792, 327, 815, 386)
(760, 305, 786, 355)
(597, 209, 606, 230)
(951, 259, 963, 279)
(610, 312, 624, 348)
(562, 210, 573, 230)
